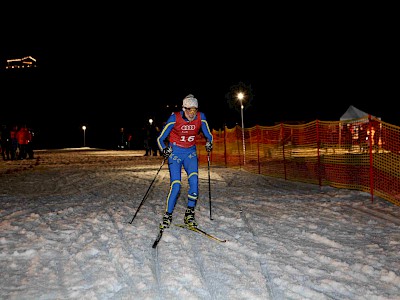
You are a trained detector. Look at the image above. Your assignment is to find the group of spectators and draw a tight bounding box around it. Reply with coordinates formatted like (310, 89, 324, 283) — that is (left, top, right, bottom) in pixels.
(116, 122, 163, 156)
(0, 124, 34, 161)
(117, 127, 132, 150)
(143, 122, 161, 156)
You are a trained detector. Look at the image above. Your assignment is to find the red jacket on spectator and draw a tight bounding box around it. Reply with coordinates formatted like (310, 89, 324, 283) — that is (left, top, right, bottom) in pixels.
(16, 126, 32, 145)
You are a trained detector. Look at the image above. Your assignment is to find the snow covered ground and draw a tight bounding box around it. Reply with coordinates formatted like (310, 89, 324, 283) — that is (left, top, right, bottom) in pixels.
(1, 148, 399, 300)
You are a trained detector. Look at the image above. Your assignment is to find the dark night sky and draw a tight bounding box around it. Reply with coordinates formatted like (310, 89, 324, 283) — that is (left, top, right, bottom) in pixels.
(1, 5, 397, 149)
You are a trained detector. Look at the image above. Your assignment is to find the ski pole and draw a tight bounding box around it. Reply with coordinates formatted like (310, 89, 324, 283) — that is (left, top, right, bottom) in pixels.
(207, 151, 213, 220)
(129, 157, 167, 224)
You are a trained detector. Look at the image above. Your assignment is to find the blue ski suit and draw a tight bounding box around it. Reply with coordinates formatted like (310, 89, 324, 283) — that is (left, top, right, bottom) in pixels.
(157, 111, 213, 214)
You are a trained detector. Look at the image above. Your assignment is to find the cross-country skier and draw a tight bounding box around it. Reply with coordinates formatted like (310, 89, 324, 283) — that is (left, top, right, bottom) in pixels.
(157, 94, 213, 229)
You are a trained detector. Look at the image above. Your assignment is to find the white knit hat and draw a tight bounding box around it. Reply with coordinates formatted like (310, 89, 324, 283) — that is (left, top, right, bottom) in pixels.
(182, 94, 198, 109)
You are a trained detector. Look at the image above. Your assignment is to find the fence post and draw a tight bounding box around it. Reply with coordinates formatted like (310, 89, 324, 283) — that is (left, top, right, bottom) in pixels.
(280, 123, 287, 180)
(224, 125, 227, 167)
(316, 120, 322, 187)
(368, 115, 374, 203)
(257, 125, 261, 174)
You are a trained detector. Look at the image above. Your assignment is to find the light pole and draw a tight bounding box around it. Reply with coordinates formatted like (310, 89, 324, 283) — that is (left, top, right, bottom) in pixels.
(237, 92, 246, 165)
(82, 126, 86, 147)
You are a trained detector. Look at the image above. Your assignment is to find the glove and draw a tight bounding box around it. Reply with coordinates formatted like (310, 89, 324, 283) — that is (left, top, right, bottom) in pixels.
(162, 146, 172, 158)
(205, 141, 213, 152)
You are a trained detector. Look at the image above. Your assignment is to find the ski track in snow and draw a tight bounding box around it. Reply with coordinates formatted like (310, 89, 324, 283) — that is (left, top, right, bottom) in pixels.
(1, 149, 399, 299)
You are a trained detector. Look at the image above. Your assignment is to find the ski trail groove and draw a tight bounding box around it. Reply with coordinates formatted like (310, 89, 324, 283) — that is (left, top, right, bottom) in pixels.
(343, 204, 400, 225)
(105, 209, 142, 289)
(238, 207, 284, 300)
(151, 244, 164, 300)
(180, 229, 216, 300)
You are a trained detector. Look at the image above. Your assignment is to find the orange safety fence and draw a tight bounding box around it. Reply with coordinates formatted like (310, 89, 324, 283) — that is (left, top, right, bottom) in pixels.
(196, 115, 400, 207)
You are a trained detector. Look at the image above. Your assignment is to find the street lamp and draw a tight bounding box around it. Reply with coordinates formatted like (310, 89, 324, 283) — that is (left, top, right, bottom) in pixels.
(82, 126, 86, 147)
(237, 92, 246, 165)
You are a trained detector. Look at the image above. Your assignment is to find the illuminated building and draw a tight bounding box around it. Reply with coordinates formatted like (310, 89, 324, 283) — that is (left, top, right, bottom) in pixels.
(6, 56, 37, 69)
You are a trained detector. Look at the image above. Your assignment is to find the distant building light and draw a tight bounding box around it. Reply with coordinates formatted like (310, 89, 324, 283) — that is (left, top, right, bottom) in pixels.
(6, 56, 37, 69)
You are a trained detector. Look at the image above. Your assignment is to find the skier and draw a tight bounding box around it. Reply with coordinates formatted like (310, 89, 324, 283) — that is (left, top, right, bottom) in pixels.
(157, 94, 213, 229)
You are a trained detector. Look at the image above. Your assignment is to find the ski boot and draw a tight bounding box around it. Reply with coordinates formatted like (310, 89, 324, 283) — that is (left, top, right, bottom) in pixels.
(159, 212, 172, 229)
(184, 207, 198, 228)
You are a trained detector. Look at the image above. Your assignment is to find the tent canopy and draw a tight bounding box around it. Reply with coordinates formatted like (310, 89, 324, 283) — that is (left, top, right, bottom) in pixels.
(340, 105, 379, 121)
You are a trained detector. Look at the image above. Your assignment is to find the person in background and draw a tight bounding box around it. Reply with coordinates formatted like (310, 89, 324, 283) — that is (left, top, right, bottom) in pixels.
(10, 125, 18, 160)
(118, 127, 127, 150)
(149, 122, 160, 156)
(143, 124, 151, 156)
(1, 124, 11, 160)
(126, 133, 132, 150)
(16, 125, 31, 159)
(26, 128, 35, 159)
(156, 94, 213, 229)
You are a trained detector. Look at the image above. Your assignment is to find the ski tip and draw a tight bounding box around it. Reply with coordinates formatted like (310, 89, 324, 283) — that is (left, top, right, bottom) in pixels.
(152, 229, 164, 248)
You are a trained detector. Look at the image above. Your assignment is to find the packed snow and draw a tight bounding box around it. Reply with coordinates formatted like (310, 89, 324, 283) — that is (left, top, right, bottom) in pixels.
(1, 148, 399, 300)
